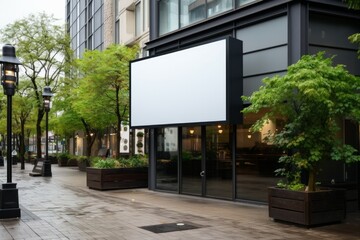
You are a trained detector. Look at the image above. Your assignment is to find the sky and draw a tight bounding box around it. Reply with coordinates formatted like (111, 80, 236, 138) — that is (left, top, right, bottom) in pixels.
(0, 0, 66, 48)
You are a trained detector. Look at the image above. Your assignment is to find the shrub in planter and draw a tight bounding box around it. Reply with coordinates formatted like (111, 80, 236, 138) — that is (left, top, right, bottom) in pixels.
(57, 153, 78, 167)
(243, 53, 360, 226)
(57, 153, 70, 166)
(77, 156, 90, 171)
(87, 155, 148, 190)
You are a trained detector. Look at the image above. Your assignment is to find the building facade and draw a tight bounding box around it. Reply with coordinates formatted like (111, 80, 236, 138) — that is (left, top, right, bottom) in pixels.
(66, 0, 149, 156)
(137, 0, 360, 208)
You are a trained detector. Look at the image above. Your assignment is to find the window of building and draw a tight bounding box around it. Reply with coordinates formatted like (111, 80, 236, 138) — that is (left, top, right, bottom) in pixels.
(236, 0, 258, 7)
(236, 110, 283, 202)
(115, 20, 120, 44)
(207, 0, 232, 18)
(180, 0, 205, 28)
(87, 35, 92, 49)
(88, 0, 93, 18)
(87, 18, 93, 36)
(135, 2, 142, 37)
(159, 0, 260, 36)
(159, 0, 179, 35)
(156, 127, 178, 191)
(115, 0, 120, 18)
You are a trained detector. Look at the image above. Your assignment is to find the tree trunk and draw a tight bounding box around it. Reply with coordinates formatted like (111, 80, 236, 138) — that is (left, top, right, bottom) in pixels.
(85, 133, 96, 157)
(115, 87, 121, 159)
(306, 169, 316, 192)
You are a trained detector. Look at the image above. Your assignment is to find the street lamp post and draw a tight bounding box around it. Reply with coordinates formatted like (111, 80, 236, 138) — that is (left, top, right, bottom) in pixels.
(42, 86, 53, 177)
(0, 44, 21, 219)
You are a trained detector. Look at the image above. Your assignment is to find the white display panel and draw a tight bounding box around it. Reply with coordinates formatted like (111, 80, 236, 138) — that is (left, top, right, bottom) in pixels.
(131, 39, 227, 128)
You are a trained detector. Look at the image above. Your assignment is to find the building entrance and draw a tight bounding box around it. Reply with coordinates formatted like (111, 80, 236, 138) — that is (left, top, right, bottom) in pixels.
(181, 125, 232, 199)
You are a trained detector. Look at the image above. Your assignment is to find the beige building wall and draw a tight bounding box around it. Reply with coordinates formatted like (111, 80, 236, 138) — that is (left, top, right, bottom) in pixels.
(104, 0, 115, 48)
(116, 0, 150, 56)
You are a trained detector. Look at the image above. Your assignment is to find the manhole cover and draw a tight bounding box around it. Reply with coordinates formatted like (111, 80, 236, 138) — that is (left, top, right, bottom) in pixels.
(140, 222, 202, 233)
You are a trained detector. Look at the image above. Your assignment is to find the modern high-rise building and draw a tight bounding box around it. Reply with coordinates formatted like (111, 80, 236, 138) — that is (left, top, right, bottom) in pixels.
(66, 0, 360, 210)
(66, 0, 149, 57)
(66, 0, 149, 156)
(129, 0, 360, 209)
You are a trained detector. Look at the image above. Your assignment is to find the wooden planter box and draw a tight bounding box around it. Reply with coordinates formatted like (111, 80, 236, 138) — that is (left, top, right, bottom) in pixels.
(268, 187, 346, 227)
(86, 167, 148, 190)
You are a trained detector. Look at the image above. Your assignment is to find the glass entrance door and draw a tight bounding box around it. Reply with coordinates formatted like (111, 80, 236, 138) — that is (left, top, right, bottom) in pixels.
(181, 125, 233, 199)
(181, 126, 203, 195)
(205, 125, 232, 199)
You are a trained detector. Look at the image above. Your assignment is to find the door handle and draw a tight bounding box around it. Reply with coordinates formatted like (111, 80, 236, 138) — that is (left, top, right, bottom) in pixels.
(200, 171, 205, 177)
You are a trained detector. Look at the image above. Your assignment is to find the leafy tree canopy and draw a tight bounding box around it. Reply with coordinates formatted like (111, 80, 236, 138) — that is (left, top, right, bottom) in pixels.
(242, 52, 360, 191)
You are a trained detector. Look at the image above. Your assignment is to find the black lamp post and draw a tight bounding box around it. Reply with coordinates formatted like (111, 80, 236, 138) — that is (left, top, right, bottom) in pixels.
(0, 44, 21, 219)
(42, 86, 53, 177)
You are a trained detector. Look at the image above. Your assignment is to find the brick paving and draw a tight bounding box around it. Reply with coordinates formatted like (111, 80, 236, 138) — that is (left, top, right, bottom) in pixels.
(0, 163, 359, 240)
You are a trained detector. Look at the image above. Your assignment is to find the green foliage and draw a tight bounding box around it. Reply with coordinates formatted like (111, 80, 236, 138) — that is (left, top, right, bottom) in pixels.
(93, 159, 119, 169)
(242, 52, 360, 191)
(77, 156, 89, 163)
(0, 13, 72, 157)
(345, 0, 360, 9)
(73, 44, 138, 129)
(57, 152, 70, 161)
(349, 33, 360, 59)
(91, 155, 148, 169)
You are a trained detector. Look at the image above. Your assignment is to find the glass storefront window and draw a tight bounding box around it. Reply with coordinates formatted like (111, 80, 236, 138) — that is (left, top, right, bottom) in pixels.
(236, 110, 284, 202)
(159, 0, 261, 36)
(181, 126, 202, 195)
(205, 125, 232, 199)
(159, 0, 179, 35)
(207, 0, 232, 18)
(156, 127, 178, 191)
(180, 0, 206, 28)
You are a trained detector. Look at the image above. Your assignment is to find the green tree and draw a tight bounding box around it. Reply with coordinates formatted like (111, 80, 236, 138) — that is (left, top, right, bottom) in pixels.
(346, 0, 360, 57)
(13, 81, 36, 169)
(74, 44, 138, 158)
(0, 13, 72, 158)
(242, 53, 360, 192)
(345, 0, 360, 9)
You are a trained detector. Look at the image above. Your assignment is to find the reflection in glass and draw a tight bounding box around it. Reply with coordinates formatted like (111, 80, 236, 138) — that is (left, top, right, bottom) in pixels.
(205, 125, 232, 199)
(236, 0, 258, 8)
(159, 0, 179, 35)
(236, 110, 283, 202)
(207, 0, 232, 18)
(181, 126, 202, 195)
(156, 127, 178, 191)
(180, 0, 206, 27)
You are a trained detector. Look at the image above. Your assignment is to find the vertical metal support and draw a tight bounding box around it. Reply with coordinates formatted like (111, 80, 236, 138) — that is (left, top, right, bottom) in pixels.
(6, 95, 12, 183)
(46, 110, 49, 162)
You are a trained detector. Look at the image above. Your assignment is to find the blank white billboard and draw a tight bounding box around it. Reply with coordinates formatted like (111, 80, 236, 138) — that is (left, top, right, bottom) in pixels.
(130, 38, 242, 128)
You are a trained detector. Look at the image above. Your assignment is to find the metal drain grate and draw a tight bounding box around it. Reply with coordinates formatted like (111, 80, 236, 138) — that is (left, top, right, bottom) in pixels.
(140, 222, 202, 233)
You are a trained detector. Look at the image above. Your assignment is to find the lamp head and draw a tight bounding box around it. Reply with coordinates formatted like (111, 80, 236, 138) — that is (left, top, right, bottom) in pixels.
(42, 86, 54, 111)
(0, 44, 21, 96)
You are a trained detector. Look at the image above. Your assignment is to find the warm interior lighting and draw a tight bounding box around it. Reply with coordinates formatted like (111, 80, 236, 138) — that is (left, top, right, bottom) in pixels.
(218, 129, 223, 134)
(189, 129, 195, 134)
(5, 69, 15, 77)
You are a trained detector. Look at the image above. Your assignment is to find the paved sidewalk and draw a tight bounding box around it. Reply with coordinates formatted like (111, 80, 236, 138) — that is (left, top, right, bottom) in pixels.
(0, 163, 358, 240)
